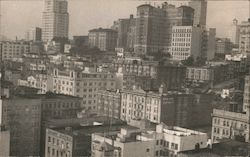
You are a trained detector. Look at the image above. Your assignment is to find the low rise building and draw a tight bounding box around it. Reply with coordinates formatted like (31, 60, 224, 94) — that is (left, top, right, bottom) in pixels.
(43, 117, 127, 157)
(211, 109, 249, 143)
(91, 123, 208, 157)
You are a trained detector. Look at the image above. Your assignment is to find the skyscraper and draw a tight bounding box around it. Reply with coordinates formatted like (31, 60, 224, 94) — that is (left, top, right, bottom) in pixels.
(42, 0, 69, 41)
(134, 4, 166, 55)
(229, 18, 240, 45)
(188, 0, 207, 27)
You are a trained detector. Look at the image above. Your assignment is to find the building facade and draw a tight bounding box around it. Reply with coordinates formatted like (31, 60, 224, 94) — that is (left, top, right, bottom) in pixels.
(97, 89, 121, 119)
(88, 28, 118, 51)
(239, 20, 250, 54)
(52, 68, 116, 111)
(170, 26, 202, 60)
(0, 97, 42, 156)
(45, 128, 73, 157)
(0, 41, 30, 60)
(42, 0, 69, 41)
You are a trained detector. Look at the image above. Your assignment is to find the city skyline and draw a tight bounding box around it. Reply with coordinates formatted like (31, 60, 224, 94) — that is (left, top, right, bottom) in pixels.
(1, 0, 249, 40)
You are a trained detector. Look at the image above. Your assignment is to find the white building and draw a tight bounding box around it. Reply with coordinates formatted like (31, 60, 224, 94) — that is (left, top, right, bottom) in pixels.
(91, 123, 208, 157)
(171, 26, 202, 60)
(42, 0, 69, 41)
(18, 74, 53, 94)
(120, 87, 162, 124)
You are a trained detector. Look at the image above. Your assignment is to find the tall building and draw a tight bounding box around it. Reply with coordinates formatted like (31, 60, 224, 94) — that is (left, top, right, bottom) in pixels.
(134, 3, 194, 55)
(243, 75, 250, 114)
(134, 4, 166, 55)
(188, 0, 207, 27)
(42, 0, 69, 41)
(229, 18, 240, 45)
(215, 38, 233, 55)
(1, 97, 42, 156)
(239, 20, 250, 54)
(170, 26, 202, 60)
(163, 4, 194, 53)
(25, 27, 42, 41)
(88, 28, 118, 51)
(203, 28, 216, 60)
(111, 15, 136, 51)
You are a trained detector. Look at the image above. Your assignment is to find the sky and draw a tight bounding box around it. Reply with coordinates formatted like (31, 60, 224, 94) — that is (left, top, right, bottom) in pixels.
(1, 0, 249, 40)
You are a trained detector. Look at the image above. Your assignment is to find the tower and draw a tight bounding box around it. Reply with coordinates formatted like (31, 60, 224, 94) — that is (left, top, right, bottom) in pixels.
(42, 0, 69, 41)
(229, 18, 240, 45)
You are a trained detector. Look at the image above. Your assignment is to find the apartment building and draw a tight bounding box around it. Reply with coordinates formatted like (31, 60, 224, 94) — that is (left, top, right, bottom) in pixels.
(120, 88, 163, 124)
(111, 57, 158, 78)
(52, 68, 116, 111)
(97, 89, 121, 119)
(0, 41, 30, 60)
(88, 28, 118, 51)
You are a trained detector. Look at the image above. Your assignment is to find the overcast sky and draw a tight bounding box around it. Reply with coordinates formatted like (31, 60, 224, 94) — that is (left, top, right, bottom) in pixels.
(1, 0, 249, 40)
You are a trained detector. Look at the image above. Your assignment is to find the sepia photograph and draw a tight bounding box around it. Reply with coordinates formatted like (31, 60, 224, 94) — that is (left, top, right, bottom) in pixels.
(0, 0, 250, 156)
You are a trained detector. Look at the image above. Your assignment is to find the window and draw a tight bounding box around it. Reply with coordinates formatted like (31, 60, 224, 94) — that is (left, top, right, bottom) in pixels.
(48, 136, 51, 142)
(155, 151, 159, 156)
(52, 148, 55, 155)
(146, 148, 150, 152)
(156, 140, 159, 145)
(175, 144, 178, 150)
(47, 147, 50, 154)
(160, 140, 163, 145)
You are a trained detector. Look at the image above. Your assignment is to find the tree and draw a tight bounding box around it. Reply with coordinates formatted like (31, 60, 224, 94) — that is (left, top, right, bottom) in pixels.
(182, 56, 194, 66)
